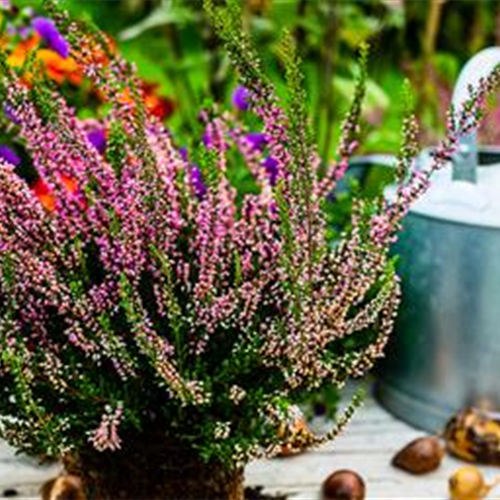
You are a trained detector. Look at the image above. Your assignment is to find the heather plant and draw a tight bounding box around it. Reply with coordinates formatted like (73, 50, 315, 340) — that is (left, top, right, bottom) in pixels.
(0, 1, 498, 499)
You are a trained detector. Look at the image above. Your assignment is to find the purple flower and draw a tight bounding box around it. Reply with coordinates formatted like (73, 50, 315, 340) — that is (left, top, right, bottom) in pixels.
(232, 86, 250, 111)
(202, 129, 213, 148)
(18, 26, 31, 40)
(86, 128, 107, 155)
(269, 200, 278, 217)
(262, 156, 279, 186)
(81, 120, 106, 155)
(179, 147, 189, 161)
(32, 17, 69, 59)
(0, 145, 21, 166)
(246, 132, 268, 152)
(4, 104, 20, 125)
(190, 165, 207, 199)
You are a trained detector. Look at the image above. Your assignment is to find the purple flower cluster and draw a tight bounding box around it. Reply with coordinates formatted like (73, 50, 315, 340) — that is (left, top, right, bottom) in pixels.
(32, 17, 69, 59)
(0, 145, 20, 166)
(189, 165, 207, 199)
(262, 156, 278, 186)
(232, 85, 250, 111)
(4, 103, 20, 124)
(246, 132, 268, 151)
(81, 120, 107, 154)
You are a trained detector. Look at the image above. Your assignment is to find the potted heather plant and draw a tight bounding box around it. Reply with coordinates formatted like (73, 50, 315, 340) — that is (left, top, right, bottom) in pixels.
(0, 1, 497, 499)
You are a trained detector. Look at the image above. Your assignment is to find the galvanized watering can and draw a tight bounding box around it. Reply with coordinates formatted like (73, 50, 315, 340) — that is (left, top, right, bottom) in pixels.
(374, 47, 500, 432)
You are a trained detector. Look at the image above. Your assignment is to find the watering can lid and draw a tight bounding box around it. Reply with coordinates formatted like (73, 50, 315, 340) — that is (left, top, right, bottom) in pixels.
(386, 149, 500, 228)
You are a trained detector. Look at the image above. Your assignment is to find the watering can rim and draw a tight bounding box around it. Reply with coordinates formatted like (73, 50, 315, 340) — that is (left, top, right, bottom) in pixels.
(351, 147, 500, 228)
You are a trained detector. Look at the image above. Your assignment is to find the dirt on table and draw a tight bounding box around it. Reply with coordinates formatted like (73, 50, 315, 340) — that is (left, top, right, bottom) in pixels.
(245, 486, 288, 500)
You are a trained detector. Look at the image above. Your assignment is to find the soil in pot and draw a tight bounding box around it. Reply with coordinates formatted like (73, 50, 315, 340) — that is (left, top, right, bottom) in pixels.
(63, 430, 244, 500)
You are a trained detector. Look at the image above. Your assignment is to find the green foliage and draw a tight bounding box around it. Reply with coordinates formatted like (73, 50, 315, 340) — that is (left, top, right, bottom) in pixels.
(396, 80, 420, 182)
(106, 122, 129, 174)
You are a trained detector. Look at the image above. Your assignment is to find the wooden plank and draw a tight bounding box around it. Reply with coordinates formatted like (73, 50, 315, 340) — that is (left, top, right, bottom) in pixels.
(0, 482, 45, 499)
(1, 392, 498, 499)
(245, 397, 500, 499)
(246, 452, 500, 498)
(0, 461, 61, 487)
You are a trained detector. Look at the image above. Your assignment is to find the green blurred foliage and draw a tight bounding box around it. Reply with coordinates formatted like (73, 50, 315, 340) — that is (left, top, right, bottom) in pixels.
(52, 0, 408, 157)
(16, 0, 500, 161)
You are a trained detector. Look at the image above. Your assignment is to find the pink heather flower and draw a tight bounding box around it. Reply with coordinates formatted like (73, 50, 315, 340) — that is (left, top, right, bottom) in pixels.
(31, 17, 69, 59)
(348, 140, 359, 155)
(370, 214, 395, 245)
(0, 7, 496, 466)
(0, 0, 11, 10)
(89, 404, 124, 452)
(232, 86, 250, 111)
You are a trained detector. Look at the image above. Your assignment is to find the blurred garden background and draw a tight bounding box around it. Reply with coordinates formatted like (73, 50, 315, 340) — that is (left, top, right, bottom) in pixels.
(7, 0, 500, 155)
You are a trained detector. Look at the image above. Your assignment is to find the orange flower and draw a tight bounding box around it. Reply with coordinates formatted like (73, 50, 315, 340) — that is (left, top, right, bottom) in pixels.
(31, 174, 84, 212)
(59, 173, 79, 195)
(118, 83, 174, 120)
(7, 36, 39, 67)
(8, 34, 173, 119)
(32, 177, 55, 212)
(37, 49, 82, 86)
(143, 82, 175, 120)
(8, 35, 82, 86)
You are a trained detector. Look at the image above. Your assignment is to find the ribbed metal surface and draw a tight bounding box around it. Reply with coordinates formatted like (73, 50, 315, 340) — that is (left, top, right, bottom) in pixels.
(378, 205, 500, 432)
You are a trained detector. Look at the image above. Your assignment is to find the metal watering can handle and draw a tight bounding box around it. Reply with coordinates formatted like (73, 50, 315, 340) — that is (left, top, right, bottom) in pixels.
(452, 47, 500, 183)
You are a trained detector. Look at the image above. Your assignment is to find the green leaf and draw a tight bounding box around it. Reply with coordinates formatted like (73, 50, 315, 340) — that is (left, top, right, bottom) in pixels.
(119, 0, 197, 41)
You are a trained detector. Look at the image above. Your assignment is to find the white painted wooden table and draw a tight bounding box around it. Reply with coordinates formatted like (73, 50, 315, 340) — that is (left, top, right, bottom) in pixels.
(1, 390, 499, 499)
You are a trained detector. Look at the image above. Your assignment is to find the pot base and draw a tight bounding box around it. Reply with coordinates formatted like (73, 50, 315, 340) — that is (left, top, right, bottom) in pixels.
(63, 434, 244, 500)
(375, 379, 455, 433)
